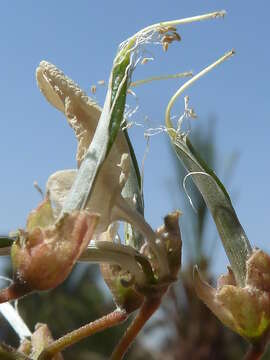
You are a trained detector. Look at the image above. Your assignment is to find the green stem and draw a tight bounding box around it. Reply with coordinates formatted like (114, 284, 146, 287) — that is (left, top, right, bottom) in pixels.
(165, 50, 234, 132)
(130, 71, 192, 88)
(38, 310, 127, 360)
(111, 297, 161, 360)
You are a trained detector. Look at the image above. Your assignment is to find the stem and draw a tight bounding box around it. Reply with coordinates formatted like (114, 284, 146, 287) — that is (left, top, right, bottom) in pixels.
(165, 50, 235, 133)
(0, 283, 31, 304)
(244, 344, 265, 360)
(38, 310, 127, 360)
(111, 297, 161, 360)
(130, 71, 193, 88)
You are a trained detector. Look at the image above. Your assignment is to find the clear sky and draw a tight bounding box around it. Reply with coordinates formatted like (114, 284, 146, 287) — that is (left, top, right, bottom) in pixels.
(0, 1, 269, 276)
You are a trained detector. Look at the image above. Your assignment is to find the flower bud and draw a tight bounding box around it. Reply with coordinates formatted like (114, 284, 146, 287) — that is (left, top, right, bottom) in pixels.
(194, 249, 270, 343)
(0, 198, 99, 302)
(156, 210, 182, 279)
(100, 211, 182, 313)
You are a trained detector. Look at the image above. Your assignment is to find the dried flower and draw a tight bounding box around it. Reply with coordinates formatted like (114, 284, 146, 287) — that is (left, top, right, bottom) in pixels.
(0, 198, 99, 301)
(194, 249, 270, 344)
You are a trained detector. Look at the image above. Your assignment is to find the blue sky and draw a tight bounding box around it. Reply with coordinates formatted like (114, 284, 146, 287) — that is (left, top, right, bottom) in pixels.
(0, 1, 269, 276)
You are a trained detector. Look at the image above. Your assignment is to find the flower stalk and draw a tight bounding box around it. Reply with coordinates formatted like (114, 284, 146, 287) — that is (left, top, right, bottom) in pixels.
(38, 310, 127, 360)
(111, 297, 162, 360)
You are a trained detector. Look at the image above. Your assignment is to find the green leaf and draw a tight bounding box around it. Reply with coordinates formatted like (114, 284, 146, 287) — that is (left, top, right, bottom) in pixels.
(122, 130, 144, 250)
(170, 133, 252, 286)
(110, 56, 145, 250)
(61, 55, 131, 214)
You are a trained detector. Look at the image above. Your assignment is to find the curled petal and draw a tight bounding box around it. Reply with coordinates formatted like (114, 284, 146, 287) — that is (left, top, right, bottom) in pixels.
(36, 61, 102, 165)
(36, 61, 129, 166)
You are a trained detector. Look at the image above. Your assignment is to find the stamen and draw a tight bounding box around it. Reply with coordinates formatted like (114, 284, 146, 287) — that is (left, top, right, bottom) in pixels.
(116, 11, 227, 75)
(33, 180, 44, 199)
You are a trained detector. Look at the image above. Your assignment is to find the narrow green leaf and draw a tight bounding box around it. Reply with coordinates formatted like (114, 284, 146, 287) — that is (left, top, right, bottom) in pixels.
(122, 129, 144, 250)
(171, 133, 252, 286)
(107, 57, 130, 153)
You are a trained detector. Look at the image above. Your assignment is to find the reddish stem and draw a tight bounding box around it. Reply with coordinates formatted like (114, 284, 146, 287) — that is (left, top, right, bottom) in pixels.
(39, 310, 127, 360)
(0, 283, 31, 303)
(111, 297, 161, 360)
(244, 344, 265, 360)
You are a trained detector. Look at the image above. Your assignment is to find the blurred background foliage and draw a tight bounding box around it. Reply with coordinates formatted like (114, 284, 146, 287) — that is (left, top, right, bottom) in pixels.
(1, 118, 268, 359)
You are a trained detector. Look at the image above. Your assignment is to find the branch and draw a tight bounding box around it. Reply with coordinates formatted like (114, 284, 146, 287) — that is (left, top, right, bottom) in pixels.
(111, 297, 161, 360)
(38, 310, 127, 360)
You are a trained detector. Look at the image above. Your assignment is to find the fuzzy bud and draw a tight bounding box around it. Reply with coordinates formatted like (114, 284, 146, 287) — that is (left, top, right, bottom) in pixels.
(194, 249, 270, 343)
(0, 198, 99, 302)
